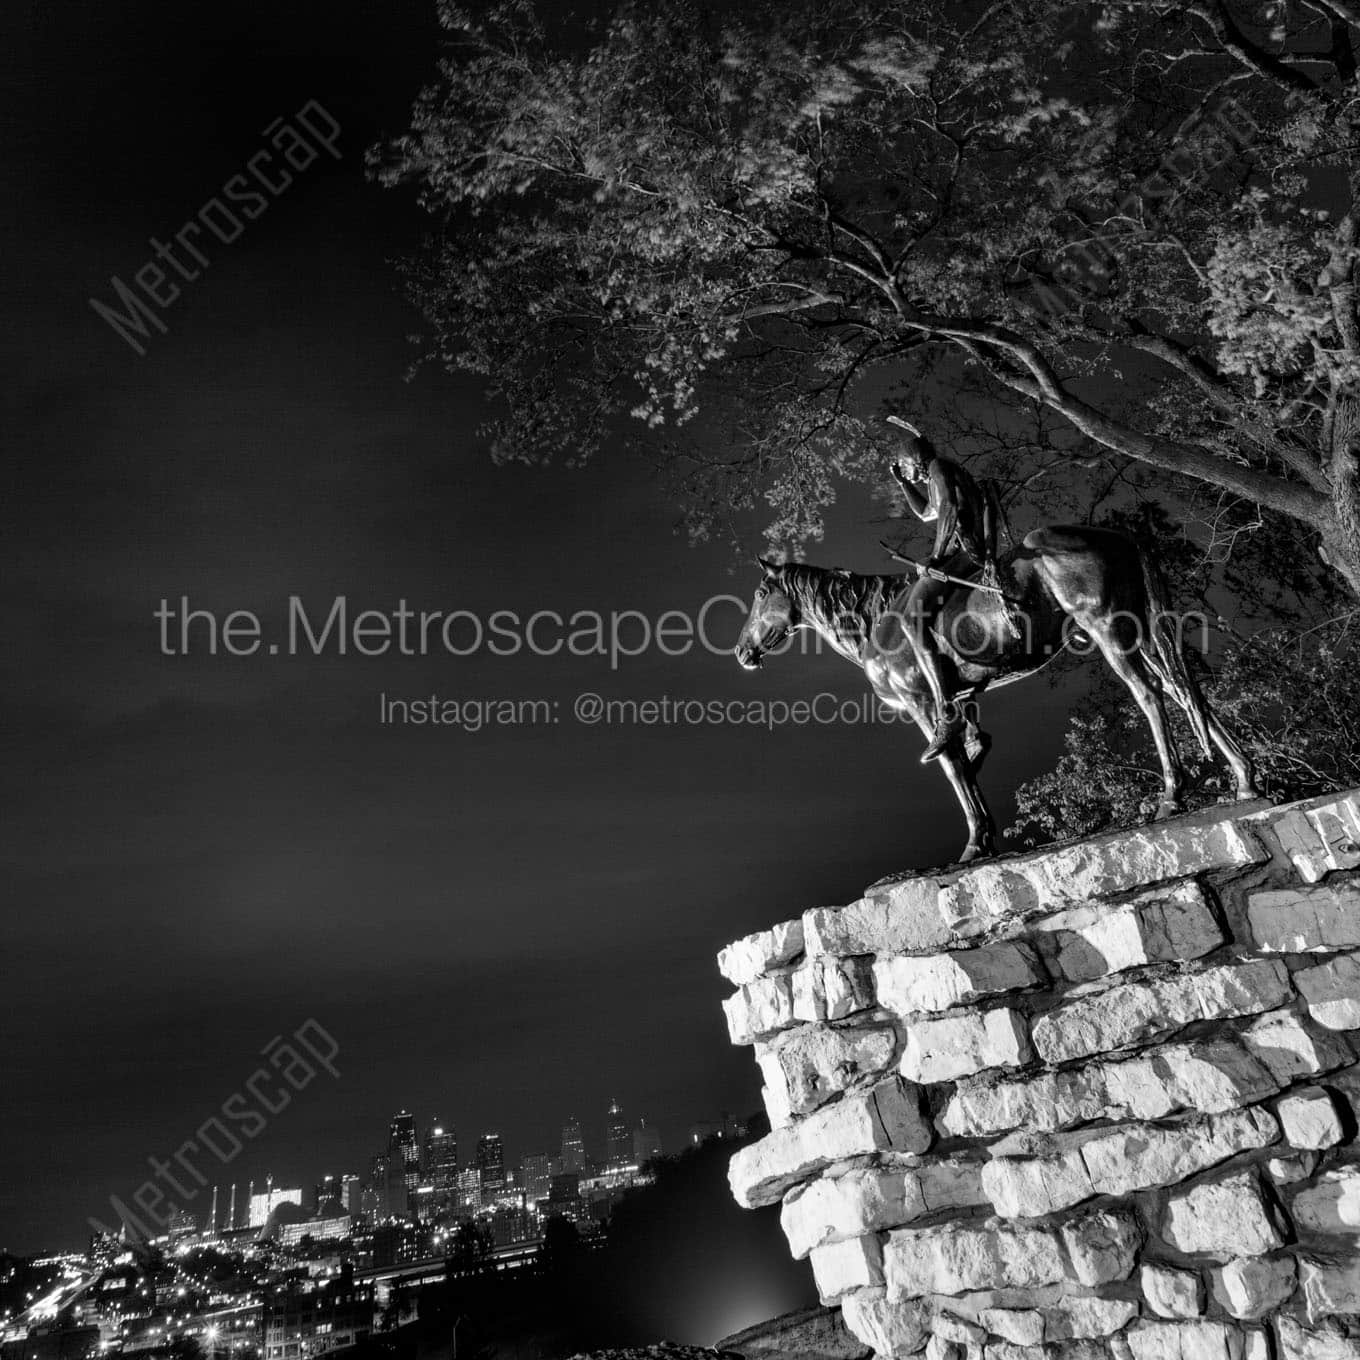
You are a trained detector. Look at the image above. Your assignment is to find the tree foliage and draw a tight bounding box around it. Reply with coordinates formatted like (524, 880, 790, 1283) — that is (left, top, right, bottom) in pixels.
(377, 0, 1360, 584)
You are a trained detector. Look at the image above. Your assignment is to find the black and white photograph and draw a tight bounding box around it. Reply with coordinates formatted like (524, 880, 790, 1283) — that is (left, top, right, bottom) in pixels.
(7, 1, 1360, 1355)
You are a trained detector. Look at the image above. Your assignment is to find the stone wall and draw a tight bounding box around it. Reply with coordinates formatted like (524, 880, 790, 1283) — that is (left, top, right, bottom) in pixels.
(720, 790, 1360, 1359)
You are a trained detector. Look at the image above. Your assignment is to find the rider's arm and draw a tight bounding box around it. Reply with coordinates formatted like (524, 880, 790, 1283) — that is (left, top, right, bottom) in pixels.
(899, 480, 933, 523)
(927, 464, 957, 565)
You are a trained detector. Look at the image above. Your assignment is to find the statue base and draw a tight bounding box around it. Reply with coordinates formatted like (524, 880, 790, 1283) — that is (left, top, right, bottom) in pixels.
(719, 789, 1360, 1358)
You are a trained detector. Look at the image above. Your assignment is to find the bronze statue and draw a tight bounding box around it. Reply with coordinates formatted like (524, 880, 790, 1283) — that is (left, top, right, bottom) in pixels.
(886, 414, 1003, 765)
(734, 434, 1261, 863)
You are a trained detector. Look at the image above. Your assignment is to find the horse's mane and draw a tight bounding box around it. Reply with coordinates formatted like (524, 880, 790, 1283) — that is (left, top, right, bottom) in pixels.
(783, 563, 902, 653)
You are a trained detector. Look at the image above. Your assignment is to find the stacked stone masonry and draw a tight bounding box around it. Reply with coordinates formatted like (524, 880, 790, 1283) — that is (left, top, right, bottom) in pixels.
(721, 789, 1360, 1359)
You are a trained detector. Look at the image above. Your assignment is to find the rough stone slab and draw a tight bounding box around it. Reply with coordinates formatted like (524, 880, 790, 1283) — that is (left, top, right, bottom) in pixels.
(718, 918, 805, 984)
(1266, 792, 1360, 884)
(874, 942, 1045, 1016)
(1030, 960, 1292, 1064)
(1043, 1296, 1139, 1341)
(781, 1168, 925, 1259)
(980, 1308, 1044, 1345)
(1243, 1010, 1356, 1082)
(1212, 1254, 1297, 1320)
(885, 1222, 1068, 1297)
(806, 876, 954, 959)
(1037, 879, 1224, 982)
(728, 1078, 931, 1208)
(1290, 1168, 1360, 1234)
(839, 1288, 930, 1358)
(942, 1038, 1279, 1139)
(1125, 1319, 1262, 1360)
(792, 957, 877, 1025)
(758, 1023, 898, 1119)
(940, 807, 1265, 933)
(810, 1234, 884, 1305)
(760, 1076, 794, 1130)
(1162, 1170, 1285, 1258)
(1247, 881, 1360, 954)
(1059, 1210, 1143, 1287)
(724, 974, 796, 1046)
(1143, 1263, 1206, 1318)
(1294, 952, 1360, 1031)
(1298, 1257, 1360, 1324)
(899, 1008, 1031, 1085)
(1278, 1089, 1345, 1150)
(1277, 1317, 1360, 1359)
(1267, 1151, 1320, 1185)
(984, 1107, 1277, 1218)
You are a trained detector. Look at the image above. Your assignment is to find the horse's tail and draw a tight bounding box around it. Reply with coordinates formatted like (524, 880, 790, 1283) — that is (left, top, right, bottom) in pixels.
(1138, 543, 1213, 758)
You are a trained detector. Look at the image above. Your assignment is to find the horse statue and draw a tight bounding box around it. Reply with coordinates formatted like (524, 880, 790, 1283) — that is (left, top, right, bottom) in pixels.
(734, 526, 1261, 863)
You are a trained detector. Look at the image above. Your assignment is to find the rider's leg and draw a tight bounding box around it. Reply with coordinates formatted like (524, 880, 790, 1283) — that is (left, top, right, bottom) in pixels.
(906, 576, 961, 764)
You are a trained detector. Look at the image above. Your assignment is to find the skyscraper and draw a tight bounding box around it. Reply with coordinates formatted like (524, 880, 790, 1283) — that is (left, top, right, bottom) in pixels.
(423, 1122, 459, 1195)
(560, 1117, 585, 1173)
(389, 1110, 419, 1201)
(521, 1154, 552, 1206)
(476, 1133, 506, 1197)
(605, 1099, 629, 1170)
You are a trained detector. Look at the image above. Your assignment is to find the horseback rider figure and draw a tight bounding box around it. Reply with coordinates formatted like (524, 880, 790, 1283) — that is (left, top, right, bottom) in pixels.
(886, 415, 1002, 765)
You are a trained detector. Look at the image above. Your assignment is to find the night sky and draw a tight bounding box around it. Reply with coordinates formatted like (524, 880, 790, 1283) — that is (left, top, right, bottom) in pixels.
(2, 0, 1079, 1259)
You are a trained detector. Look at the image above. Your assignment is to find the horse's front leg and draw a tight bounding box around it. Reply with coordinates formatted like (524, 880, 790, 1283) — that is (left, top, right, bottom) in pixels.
(937, 745, 997, 862)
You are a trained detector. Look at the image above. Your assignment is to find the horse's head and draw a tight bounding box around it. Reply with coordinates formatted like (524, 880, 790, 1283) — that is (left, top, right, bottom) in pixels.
(735, 558, 799, 670)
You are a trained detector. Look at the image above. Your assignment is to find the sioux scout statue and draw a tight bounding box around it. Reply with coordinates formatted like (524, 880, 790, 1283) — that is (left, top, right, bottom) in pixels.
(735, 418, 1261, 863)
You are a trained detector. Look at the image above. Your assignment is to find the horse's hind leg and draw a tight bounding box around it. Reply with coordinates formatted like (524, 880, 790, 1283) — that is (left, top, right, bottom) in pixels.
(1087, 621, 1186, 819)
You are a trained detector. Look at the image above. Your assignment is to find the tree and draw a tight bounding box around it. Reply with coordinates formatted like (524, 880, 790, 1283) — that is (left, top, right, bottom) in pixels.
(376, 0, 1360, 590)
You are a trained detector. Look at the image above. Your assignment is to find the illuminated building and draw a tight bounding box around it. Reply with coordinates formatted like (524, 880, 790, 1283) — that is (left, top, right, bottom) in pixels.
(520, 1154, 551, 1206)
(475, 1134, 505, 1197)
(249, 1184, 303, 1228)
(559, 1118, 584, 1174)
(605, 1099, 629, 1170)
(421, 1124, 458, 1195)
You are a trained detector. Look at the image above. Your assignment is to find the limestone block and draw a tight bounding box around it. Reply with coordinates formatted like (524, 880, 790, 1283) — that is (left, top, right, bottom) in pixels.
(1211, 1254, 1297, 1319)
(1290, 1168, 1360, 1234)
(758, 1023, 898, 1119)
(1059, 1209, 1142, 1286)
(1298, 1257, 1360, 1323)
(980, 1309, 1044, 1345)
(900, 1008, 1031, 1084)
(1276, 1317, 1360, 1359)
(1277, 1089, 1345, 1150)
(917, 1159, 987, 1213)
(807, 877, 951, 958)
(1268, 792, 1360, 884)
(1031, 960, 1291, 1064)
(1125, 1319, 1260, 1360)
(1080, 1107, 1278, 1199)
(728, 1077, 931, 1208)
(810, 1233, 884, 1304)
(1039, 880, 1223, 982)
(942, 1039, 1278, 1139)
(1043, 1296, 1139, 1340)
(874, 942, 1045, 1016)
(1143, 1263, 1206, 1318)
(793, 956, 877, 1024)
(781, 1168, 925, 1258)
(719, 917, 804, 984)
(1247, 881, 1360, 954)
(885, 1222, 1068, 1297)
(1162, 1171, 1284, 1258)
(760, 1075, 794, 1130)
(940, 808, 1264, 932)
(724, 974, 796, 1045)
(1294, 953, 1360, 1031)
(839, 1287, 931, 1358)
(982, 1144, 1094, 1218)
(983, 1108, 1277, 1218)
(1243, 1010, 1355, 1082)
